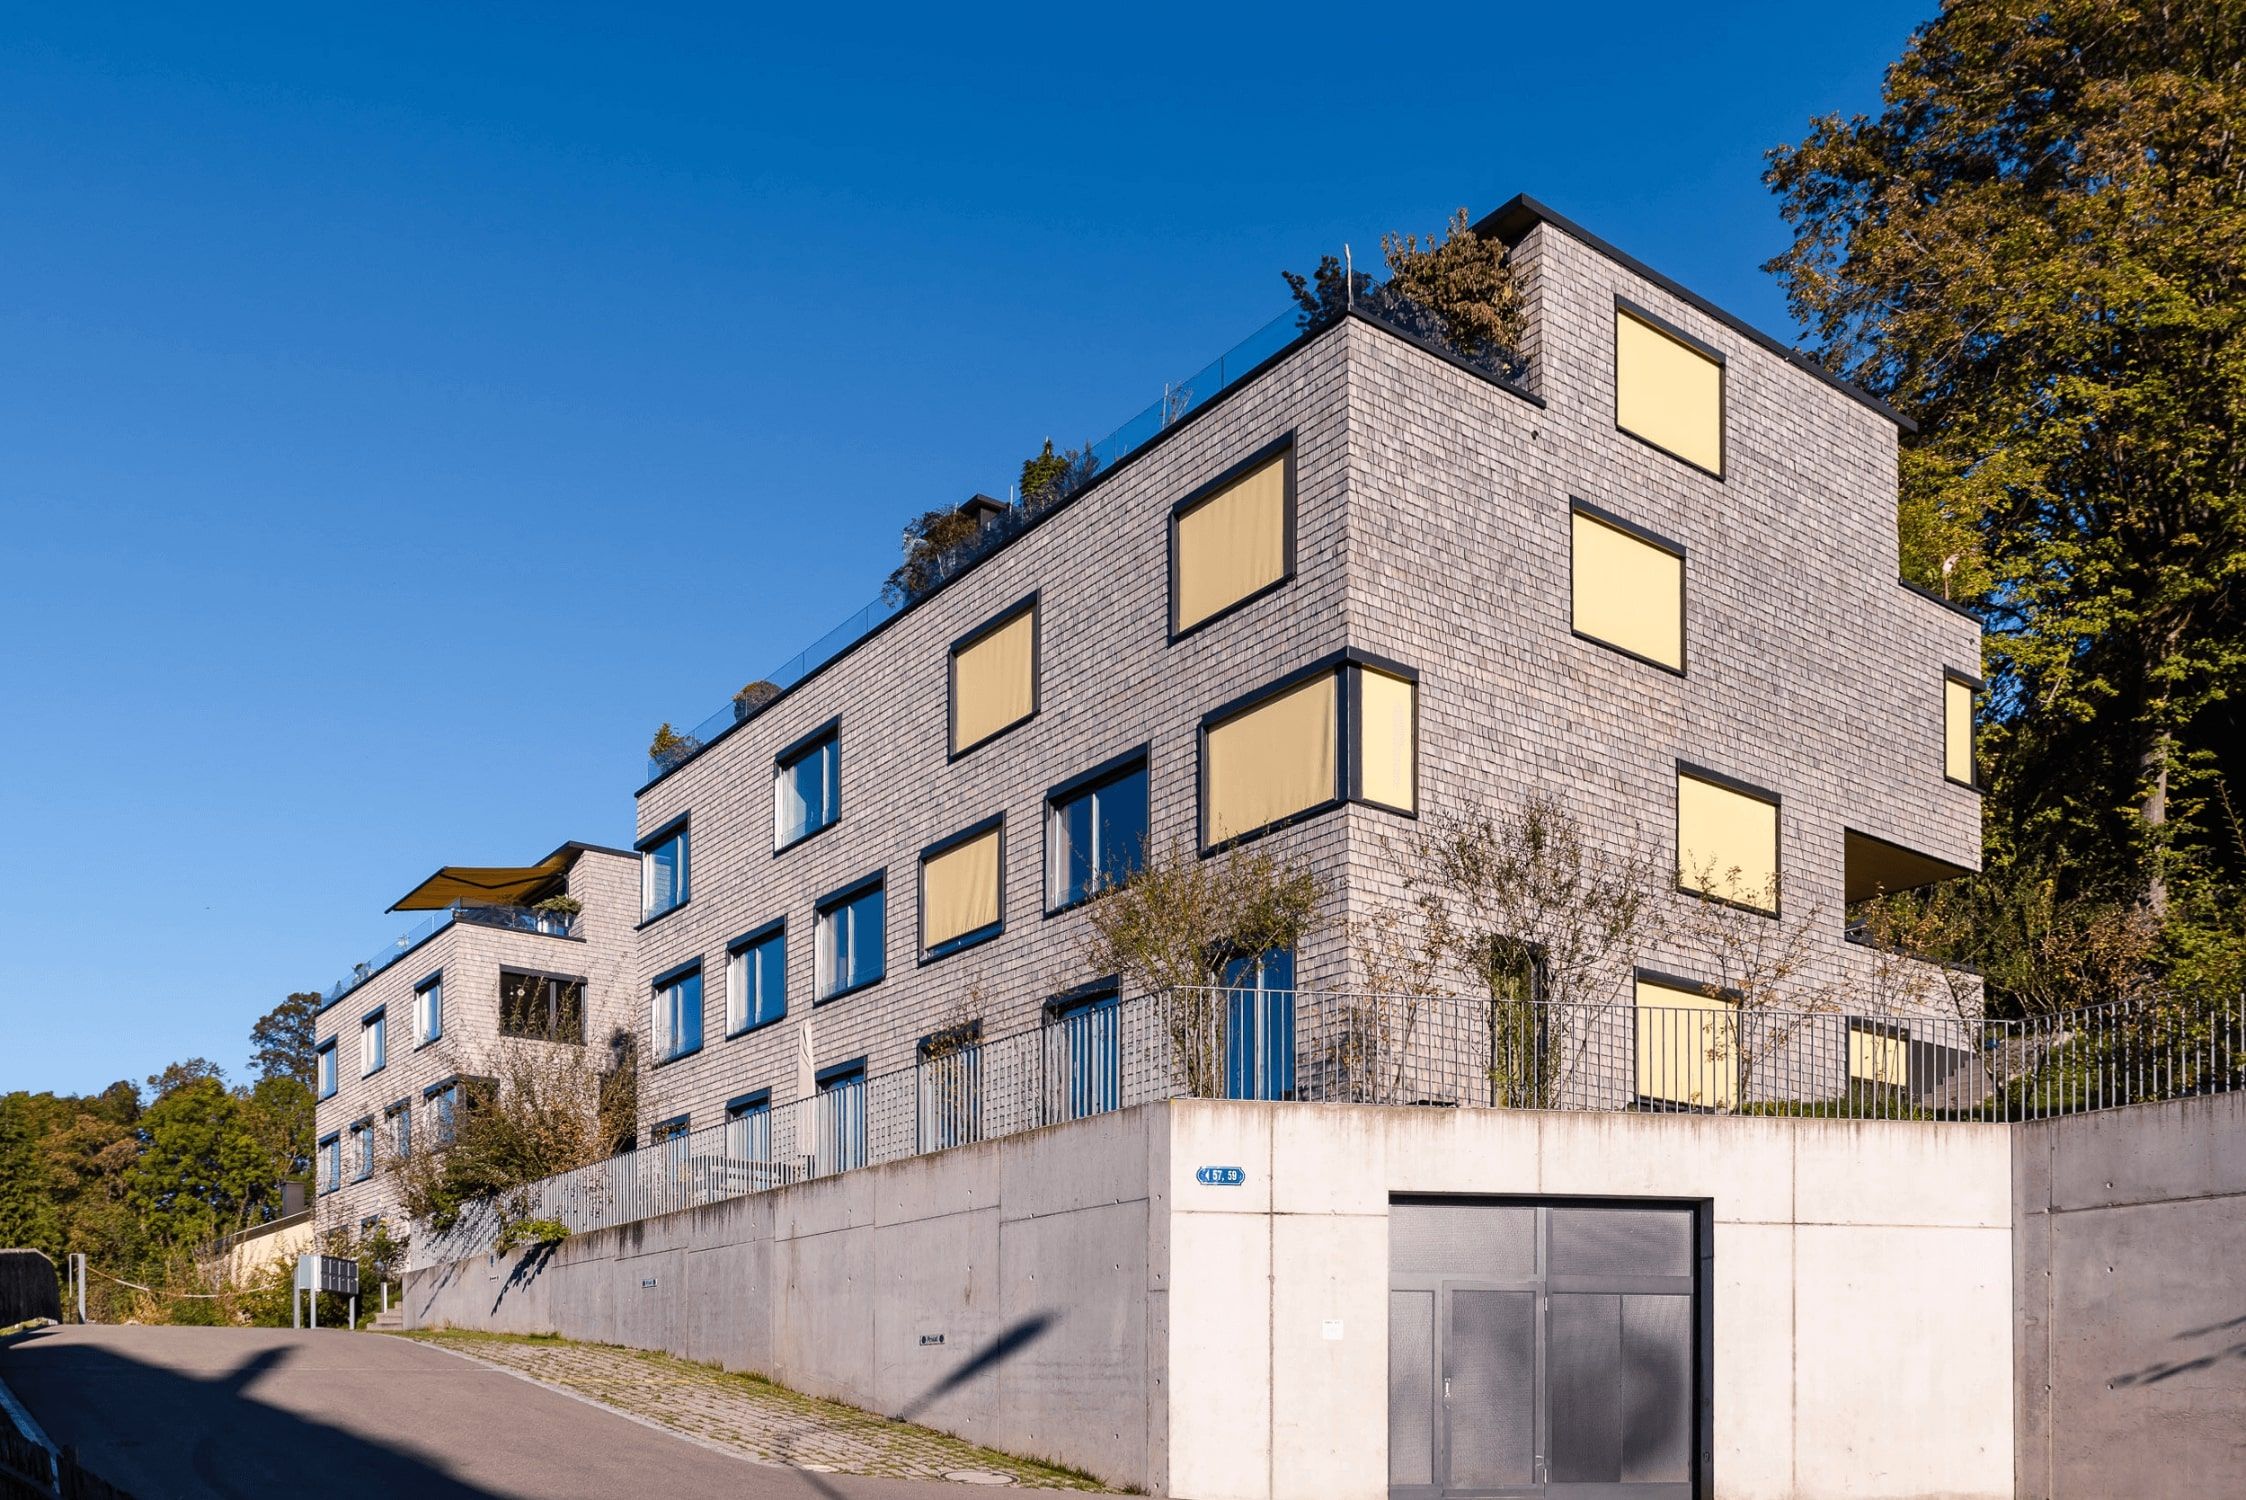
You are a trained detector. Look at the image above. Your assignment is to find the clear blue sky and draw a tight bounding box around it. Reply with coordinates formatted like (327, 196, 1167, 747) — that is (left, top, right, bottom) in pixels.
(0, 2, 1928, 1094)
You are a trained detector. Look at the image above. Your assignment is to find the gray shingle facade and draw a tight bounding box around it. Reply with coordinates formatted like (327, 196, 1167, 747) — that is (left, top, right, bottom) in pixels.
(626, 206, 1981, 1140)
(312, 845, 639, 1229)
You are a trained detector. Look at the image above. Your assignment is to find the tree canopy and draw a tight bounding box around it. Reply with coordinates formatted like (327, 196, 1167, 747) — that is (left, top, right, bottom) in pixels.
(1766, 0, 2246, 1002)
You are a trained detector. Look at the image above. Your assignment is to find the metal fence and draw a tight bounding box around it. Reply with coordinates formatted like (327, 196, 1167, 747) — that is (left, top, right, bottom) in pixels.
(409, 987, 2242, 1269)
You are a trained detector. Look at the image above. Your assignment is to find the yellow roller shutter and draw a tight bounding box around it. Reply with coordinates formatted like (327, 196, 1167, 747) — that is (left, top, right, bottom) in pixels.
(1635, 976, 1739, 1109)
(1175, 452, 1289, 632)
(1944, 677, 1975, 786)
(952, 605, 1036, 754)
(1357, 667, 1416, 813)
(1616, 309, 1723, 474)
(1677, 771, 1779, 913)
(1571, 510, 1684, 670)
(1849, 1025, 1908, 1088)
(922, 826, 1001, 951)
(1205, 671, 1338, 845)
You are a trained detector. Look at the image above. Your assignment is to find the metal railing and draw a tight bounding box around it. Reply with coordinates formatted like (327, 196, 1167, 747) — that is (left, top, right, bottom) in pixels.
(321, 904, 578, 1007)
(407, 987, 2241, 1269)
(644, 281, 1531, 782)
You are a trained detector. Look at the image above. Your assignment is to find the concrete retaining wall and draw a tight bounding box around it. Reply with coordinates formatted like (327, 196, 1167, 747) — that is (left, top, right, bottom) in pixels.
(406, 1103, 1167, 1490)
(2014, 1092, 2246, 1499)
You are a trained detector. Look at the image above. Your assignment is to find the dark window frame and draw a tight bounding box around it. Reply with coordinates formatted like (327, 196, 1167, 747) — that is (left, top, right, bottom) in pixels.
(773, 717, 844, 855)
(1042, 745, 1153, 917)
(1673, 760, 1784, 918)
(635, 813, 692, 930)
(813, 870, 888, 1004)
(1943, 668, 1986, 793)
(1613, 295, 1728, 482)
(1196, 647, 1422, 855)
(1568, 498, 1690, 678)
(724, 917, 789, 1038)
(1630, 966, 1746, 1115)
(918, 814, 1006, 964)
(649, 1113, 691, 1147)
(498, 967, 589, 1044)
(946, 592, 1041, 762)
(1167, 434, 1298, 643)
(650, 958, 707, 1067)
(412, 969, 444, 1047)
(358, 1005, 387, 1078)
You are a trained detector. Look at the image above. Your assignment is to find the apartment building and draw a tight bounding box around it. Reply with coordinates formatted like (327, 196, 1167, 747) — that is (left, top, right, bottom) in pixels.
(623, 194, 1981, 1160)
(311, 841, 637, 1229)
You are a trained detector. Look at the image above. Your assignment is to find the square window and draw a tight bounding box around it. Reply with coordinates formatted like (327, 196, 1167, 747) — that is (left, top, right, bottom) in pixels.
(1633, 974, 1739, 1110)
(1172, 444, 1293, 636)
(920, 820, 1002, 959)
(1571, 505, 1685, 672)
(726, 924, 787, 1035)
(816, 877, 886, 1001)
(652, 965, 705, 1063)
(1615, 303, 1724, 476)
(1675, 766, 1780, 915)
(501, 971, 586, 1042)
(775, 725, 841, 851)
(639, 821, 689, 922)
(950, 598, 1037, 756)
(1047, 754, 1149, 911)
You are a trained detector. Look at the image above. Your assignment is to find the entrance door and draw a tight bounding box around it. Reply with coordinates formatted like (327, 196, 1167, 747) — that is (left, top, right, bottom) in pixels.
(1389, 1200, 1699, 1498)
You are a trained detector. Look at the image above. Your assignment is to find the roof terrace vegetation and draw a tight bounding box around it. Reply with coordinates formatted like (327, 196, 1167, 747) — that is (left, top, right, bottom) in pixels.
(643, 209, 1529, 784)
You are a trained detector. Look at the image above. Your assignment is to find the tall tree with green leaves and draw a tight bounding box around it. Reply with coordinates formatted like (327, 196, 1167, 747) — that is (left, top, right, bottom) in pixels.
(1765, 1, 2246, 953)
(249, 992, 322, 1091)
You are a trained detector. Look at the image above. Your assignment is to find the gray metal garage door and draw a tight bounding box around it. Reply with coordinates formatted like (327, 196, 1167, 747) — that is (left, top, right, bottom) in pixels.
(1389, 1200, 1699, 1499)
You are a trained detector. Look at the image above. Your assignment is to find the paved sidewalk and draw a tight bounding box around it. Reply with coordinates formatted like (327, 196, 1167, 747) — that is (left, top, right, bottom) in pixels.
(403, 1332, 1106, 1490)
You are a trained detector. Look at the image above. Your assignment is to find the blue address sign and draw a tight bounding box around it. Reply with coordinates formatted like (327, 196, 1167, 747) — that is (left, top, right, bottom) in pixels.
(1195, 1165, 1246, 1187)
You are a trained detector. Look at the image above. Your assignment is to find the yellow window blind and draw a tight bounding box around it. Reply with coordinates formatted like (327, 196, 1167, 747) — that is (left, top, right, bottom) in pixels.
(1677, 771, 1779, 913)
(1944, 677, 1975, 786)
(922, 826, 1001, 951)
(1572, 509, 1684, 669)
(1635, 976, 1739, 1109)
(1205, 671, 1337, 845)
(1175, 452, 1288, 632)
(1849, 1026, 1909, 1088)
(1357, 667, 1416, 813)
(951, 605, 1035, 754)
(1616, 308, 1723, 474)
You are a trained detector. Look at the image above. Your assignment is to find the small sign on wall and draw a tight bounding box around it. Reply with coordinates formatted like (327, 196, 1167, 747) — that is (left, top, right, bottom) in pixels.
(640, 1278, 657, 1289)
(920, 1334, 945, 1346)
(1321, 1319, 1344, 1341)
(1195, 1165, 1246, 1187)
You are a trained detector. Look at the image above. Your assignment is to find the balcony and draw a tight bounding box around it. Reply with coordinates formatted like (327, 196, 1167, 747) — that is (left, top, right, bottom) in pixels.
(644, 278, 1534, 783)
(320, 903, 578, 1008)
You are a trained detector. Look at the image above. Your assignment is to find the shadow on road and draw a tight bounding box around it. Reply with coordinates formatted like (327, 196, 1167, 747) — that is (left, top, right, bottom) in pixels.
(3, 1328, 508, 1498)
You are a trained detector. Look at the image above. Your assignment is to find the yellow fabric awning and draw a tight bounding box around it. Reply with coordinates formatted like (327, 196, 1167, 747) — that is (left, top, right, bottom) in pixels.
(390, 851, 574, 911)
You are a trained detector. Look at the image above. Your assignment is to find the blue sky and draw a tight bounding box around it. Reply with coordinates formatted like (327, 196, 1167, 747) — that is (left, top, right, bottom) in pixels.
(0, 2, 1929, 1094)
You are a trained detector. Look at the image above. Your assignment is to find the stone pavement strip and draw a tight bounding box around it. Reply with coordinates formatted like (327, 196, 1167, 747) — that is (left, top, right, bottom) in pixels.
(399, 1332, 1111, 1491)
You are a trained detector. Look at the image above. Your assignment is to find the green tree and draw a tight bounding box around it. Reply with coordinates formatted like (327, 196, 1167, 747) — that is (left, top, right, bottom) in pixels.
(127, 1076, 271, 1246)
(248, 992, 321, 1090)
(0, 1094, 57, 1253)
(1765, 0, 2246, 956)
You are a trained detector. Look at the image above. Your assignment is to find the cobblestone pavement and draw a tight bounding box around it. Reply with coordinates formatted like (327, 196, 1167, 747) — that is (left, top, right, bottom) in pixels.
(401, 1332, 1109, 1491)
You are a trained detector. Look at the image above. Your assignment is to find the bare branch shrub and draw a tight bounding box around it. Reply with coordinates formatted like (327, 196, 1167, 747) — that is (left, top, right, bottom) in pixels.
(1082, 839, 1321, 1095)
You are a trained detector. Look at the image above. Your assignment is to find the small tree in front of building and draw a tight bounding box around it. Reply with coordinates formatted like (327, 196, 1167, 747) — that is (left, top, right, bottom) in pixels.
(1082, 840, 1321, 1096)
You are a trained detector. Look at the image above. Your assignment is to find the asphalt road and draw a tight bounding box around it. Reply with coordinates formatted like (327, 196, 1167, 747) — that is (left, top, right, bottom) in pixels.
(0, 1326, 1013, 1500)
